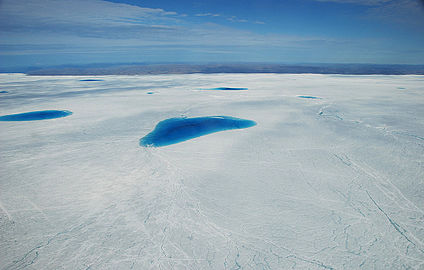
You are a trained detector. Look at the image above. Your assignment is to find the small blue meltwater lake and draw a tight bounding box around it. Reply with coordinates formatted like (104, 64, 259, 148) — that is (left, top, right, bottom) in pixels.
(0, 110, 73, 121)
(140, 116, 256, 147)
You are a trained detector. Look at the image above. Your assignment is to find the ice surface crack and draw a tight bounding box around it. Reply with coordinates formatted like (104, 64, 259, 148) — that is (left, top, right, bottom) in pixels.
(4, 219, 95, 270)
(286, 255, 335, 270)
(366, 191, 424, 254)
(333, 153, 352, 167)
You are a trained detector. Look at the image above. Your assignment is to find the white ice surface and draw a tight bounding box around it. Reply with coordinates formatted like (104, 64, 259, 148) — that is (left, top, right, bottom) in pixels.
(0, 73, 424, 269)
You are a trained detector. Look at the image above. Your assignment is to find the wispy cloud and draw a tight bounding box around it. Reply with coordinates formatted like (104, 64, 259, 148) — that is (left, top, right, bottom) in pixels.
(195, 13, 221, 17)
(0, 0, 180, 35)
(195, 12, 252, 24)
(0, 0, 314, 50)
(227, 16, 249, 23)
(1, 0, 421, 66)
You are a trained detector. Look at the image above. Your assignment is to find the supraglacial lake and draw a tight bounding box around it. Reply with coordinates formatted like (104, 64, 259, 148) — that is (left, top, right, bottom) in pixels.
(140, 116, 256, 147)
(0, 110, 73, 121)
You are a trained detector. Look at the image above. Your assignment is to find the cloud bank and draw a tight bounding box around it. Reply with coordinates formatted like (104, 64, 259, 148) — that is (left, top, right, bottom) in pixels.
(0, 0, 423, 67)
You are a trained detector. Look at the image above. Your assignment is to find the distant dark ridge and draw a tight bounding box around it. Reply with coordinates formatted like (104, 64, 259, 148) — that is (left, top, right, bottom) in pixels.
(26, 63, 424, 75)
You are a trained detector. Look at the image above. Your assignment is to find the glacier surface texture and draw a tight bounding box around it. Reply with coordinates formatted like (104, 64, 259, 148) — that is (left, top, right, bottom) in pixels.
(0, 73, 423, 269)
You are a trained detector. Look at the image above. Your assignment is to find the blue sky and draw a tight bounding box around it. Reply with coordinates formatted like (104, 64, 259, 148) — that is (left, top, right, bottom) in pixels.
(0, 0, 423, 69)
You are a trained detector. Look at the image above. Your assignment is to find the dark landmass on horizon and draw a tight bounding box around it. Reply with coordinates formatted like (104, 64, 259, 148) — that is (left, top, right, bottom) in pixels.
(6, 63, 424, 75)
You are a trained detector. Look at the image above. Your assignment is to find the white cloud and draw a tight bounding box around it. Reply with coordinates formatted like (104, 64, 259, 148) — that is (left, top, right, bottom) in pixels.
(194, 12, 252, 24)
(0, 0, 188, 43)
(0, 0, 386, 63)
(0, 0, 179, 30)
(227, 16, 249, 23)
(195, 13, 221, 17)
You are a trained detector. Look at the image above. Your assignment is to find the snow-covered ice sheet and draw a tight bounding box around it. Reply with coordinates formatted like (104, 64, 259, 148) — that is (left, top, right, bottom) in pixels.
(0, 73, 423, 269)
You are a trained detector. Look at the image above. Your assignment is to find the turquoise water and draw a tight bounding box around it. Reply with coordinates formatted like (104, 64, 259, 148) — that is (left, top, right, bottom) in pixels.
(298, 95, 320, 99)
(0, 110, 73, 121)
(147, 92, 154, 94)
(140, 116, 256, 147)
(201, 87, 248, 91)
